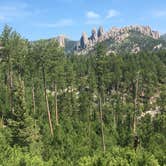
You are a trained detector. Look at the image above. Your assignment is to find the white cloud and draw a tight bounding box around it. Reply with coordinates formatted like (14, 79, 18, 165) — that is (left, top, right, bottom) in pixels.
(106, 9, 120, 19)
(85, 9, 120, 25)
(0, 3, 29, 22)
(36, 19, 74, 28)
(153, 10, 166, 17)
(0, 3, 45, 22)
(86, 11, 100, 19)
(85, 11, 101, 25)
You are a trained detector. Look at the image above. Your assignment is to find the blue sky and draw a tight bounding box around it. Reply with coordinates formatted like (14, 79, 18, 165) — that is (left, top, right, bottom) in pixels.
(0, 0, 166, 40)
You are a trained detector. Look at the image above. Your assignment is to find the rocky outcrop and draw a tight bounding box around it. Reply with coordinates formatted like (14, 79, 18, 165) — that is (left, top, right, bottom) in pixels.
(153, 43, 162, 50)
(90, 28, 98, 45)
(98, 26, 105, 39)
(80, 32, 89, 49)
(57, 35, 66, 47)
(76, 25, 160, 51)
(131, 44, 140, 53)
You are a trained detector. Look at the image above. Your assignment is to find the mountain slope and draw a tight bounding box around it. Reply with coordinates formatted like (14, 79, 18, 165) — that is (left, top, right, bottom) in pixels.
(34, 25, 166, 54)
(64, 39, 78, 53)
(161, 34, 166, 41)
(107, 31, 166, 54)
(63, 25, 166, 54)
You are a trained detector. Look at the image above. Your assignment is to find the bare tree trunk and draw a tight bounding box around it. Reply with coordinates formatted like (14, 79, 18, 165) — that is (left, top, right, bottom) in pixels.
(9, 67, 14, 113)
(32, 82, 37, 128)
(99, 95, 106, 153)
(0, 115, 4, 128)
(32, 83, 36, 114)
(133, 72, 139, 134)
(54, 82, 59, 126)
(42, 66, 54, 136)
(88, 102, 92, 149)
(20, 75, 25, 104)
(113, 109, 116, 129)
(6, 51, 14, 113)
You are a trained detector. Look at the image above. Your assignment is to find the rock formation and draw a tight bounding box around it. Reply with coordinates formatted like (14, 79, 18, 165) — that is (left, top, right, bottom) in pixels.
(131, 44, 140, 53)
(76, 25, 160, 51)
(153, 43, 162, 50)
(97, 26, 105, 39)
(57, 35, 66, 47)
(90, 28, 98, 45)
(80, 32, 89, 49)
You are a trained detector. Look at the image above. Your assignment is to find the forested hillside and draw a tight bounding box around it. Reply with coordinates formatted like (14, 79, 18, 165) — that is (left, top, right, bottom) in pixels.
(161, 34, 166, 42)
(0, 25, 166, 166)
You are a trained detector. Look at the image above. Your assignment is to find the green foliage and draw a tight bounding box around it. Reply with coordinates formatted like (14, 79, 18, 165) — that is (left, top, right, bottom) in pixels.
(78, 148, 159, 166)
(0, 25, 166, 165)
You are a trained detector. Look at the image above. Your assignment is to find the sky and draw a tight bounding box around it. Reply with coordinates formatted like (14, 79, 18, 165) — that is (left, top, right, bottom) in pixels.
(0, 0, 166, 41)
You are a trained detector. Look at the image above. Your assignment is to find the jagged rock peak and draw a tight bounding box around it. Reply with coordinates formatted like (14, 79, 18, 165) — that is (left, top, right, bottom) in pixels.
(80, 32, 89, 49)
(92, 28, 97, 34)
(90, 28, 98, 44)
(56, 35, 66, 47)
(97, 26, 105, 38)
(76, 25, 160, 51)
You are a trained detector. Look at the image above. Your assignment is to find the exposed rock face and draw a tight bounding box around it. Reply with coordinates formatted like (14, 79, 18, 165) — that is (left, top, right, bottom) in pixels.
(97, 26, 105, 39)
(153, 43, 162, 50)
(90, 28, 98, 44)
(57, 35, 66, 47)
(76, 25, 160, 52)
(80, 32, 89, 49)
(131, 44, 140, 53)
(152, 31, 160, 39)
(74, 41, 81, 51)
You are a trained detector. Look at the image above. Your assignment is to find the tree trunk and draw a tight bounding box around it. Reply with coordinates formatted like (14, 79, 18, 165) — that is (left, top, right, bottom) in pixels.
(99, 95, 106, 153)
(113, 108, 116, 129)
(20, 75, 26, 105)
(42, 66, 54, 136)
(32, 82, 37, 128)
(0, 115, 4, 128)
(133, 72, 139, 134)
(88, 99, 92, 148)
(54, 82, 59, 126)
(8, 67, 14, 113)
(32, 83, 36, 114)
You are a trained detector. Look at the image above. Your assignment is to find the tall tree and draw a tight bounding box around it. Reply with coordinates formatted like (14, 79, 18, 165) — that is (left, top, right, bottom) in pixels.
(94, 43, 107, 153)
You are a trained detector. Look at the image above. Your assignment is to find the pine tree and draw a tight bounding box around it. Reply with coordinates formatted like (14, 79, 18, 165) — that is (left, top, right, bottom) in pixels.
(94, 43, 107, 153)
(7, 77, 29, 146)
